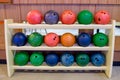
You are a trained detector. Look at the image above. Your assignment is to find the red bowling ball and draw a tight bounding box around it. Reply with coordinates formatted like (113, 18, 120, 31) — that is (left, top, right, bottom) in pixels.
(94, 10, 110, 24)
(26, 10, 43, 24)
(44, 32, 59, 47)
(61, 10, 76, 24)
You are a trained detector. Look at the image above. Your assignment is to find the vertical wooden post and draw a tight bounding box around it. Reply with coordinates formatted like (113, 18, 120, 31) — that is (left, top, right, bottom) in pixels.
(105, 20, 115, 78)
(4, 19, 14, 77)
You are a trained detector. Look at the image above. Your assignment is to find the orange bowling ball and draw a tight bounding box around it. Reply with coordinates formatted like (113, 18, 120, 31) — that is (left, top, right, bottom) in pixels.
(61, 33, 76, 47)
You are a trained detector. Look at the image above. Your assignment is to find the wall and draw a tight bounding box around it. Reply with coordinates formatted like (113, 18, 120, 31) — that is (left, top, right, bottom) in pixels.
(0, 2, 120, 61)
(0, 4, 120, 22)
(12, 0, 120, 4)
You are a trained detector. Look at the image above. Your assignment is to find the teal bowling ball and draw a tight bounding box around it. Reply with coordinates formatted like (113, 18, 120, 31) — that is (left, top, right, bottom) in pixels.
(76, 53, 90, 66)
(28, 32, 43, 47)
(93, 32, 108, 47)
(30, 52, 44, 66)
(14, 51, 29, 66)
(77, 10, 93, 24)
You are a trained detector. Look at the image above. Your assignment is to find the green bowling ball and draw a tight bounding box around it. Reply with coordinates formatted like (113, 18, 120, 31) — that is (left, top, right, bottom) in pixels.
(76, 53, 90, 66)
(14, 51, 29, 66)
(77, 10, 93, 24)
(30, 52, 44, 66)
(93, 33, 108, 47)
(28, 32, 43, 46)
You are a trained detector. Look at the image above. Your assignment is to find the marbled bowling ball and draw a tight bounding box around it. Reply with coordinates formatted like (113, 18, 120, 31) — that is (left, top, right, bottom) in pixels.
(61, 52, 74, 66)
(44, 10, 59, 24)
(28, 32, 43, 47)
(91, 52, 105, 66)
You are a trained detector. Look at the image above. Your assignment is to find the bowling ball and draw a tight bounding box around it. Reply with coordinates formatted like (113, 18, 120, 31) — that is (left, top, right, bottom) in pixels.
(93, 32, 108, 47)
(45, 53, 59, 66)
(94, 10, 110, 24)
(30, 52, 44, 66)
(44, 10, 59, 24)
(61, 10, 76, 24)
(14, 51, 29, 66)
(26, 10, 43, 24)
(77, 32, 91, 47)
(12, 32, 27, 46)
(76, 53, 90, 66)
(91, 52, 105, 66)
(77, 10, 93, 24)
(61, 52, 74, 66)
(44, 32, 59, 47)
(61, 33, 76, 47)
(28, 32, 43, 47)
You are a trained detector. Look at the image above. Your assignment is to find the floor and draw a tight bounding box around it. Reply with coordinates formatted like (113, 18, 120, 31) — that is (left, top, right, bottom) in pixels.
(0, 65, 120, 80)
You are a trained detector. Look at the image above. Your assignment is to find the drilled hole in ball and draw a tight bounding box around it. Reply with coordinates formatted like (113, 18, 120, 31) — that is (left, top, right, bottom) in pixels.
(69, 12, 72, 15)
(101, 12, 106, 14)
(100, 38, 104, 40)
(104, 13, 106, 14)
(53, 37, 56, 40)
(98, 18, 101, 21)
(82, 35, 85, 37)
(81, 58, 85, 60)
(53, 13, 56, 16)
(95, 58, 99, 61)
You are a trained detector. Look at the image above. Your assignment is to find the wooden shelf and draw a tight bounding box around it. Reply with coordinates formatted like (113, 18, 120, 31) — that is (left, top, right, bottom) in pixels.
(13, 62, 106, 70)
(13, 65, 106, 71)
(10, 44, 109, 51)
(7, 22, 112, 29)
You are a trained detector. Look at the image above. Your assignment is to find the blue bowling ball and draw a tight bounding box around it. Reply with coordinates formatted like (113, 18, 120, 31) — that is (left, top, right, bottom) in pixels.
(44, 10, 59, 24)
(77, 32, 91, 47)
(61, 52, 74, 66)
(45, 53, 59, 66)
(12, 32, 27, 46)
(91, 52, 105, 66)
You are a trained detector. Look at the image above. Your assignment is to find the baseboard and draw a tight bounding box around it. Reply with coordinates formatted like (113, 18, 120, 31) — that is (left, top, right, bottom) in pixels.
(0, 59, 120, 66)
(113, 61, 120, 66)
(0, 59, 6, 64)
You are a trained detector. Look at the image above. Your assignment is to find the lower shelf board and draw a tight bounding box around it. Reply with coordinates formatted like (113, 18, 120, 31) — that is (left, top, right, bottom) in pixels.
(12, 65, 107, 70)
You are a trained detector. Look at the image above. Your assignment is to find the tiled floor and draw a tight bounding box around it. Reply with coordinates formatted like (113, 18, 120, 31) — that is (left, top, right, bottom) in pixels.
(0, 65, 120, 80)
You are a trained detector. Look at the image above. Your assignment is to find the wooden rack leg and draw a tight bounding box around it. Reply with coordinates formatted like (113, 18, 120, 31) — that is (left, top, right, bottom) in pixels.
(7, 50, 14, 77)
(105, 51, 113, 78)
(4, 19, 15, 77)
(105, 20, 115, 78)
